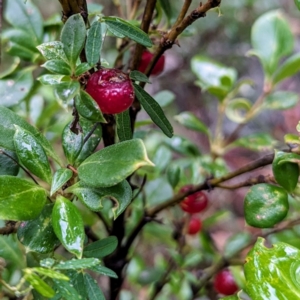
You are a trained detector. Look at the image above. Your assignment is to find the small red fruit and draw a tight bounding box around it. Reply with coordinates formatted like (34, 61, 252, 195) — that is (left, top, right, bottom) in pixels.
(187, 217, 202, 234)
(213, 269, 239, 295)
(180, 185, 208, 214)
(138, 51, 165, 76)
(85, 68, 135, 114)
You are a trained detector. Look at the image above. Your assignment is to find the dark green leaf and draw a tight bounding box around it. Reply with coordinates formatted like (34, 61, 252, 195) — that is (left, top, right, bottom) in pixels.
(85, 21, 103, 65)
(84, 273, 105, 300)
(75, 63, 91, 76)
(37, 41, 68, 63)
(62, 122, 84, 165)
(0, 176, 47, 220)
(71, 272, 88, 299)
(263, 91, 299, 111)
(116, 110, 132, 141)
(52, 196, 85, 258)
(102, 17, 153, 47)
(54, 258, 100, 270)
(295, 0, 300, 10)
(0, 149, 19, 176)
(130, 71, 151, 83)
(53, 279, 81, 300)
(244, 184, 289, 228)
(89, 265, 118, 278)
(166, 165, 180, 188)
(158, 0, 173, 20)
(50, 168, 73, 196)
(75, 90, 106, 122)
(174, 111, 209, 134)
(14, 125, 52, 183)
(42, 59, 72, 75)
(53, 81, 80, 105)
(133, 83, 173, 138)
(17, 204, 60, 253)
(244, 237, 300, 299)
(61, 14, 86, 68)
(78, 139, 153, 188)
(83, 236, 118, 259)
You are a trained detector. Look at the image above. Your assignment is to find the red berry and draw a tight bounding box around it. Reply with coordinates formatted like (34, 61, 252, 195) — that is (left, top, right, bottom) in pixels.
(187, 217, 202, 234)
(179, 185, 208, 214)
(85, 68, 135, 114)
(138, 51, 165, 76)
(213, 269, 239, 295)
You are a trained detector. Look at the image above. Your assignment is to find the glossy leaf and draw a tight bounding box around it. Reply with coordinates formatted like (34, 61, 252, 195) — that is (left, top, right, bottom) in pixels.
(42, 59, 72, 75)
(244, 237, 300, 299)
(167, 164, 180, 188)
(89, 265, 118, 278)
(174, 111, 209, 134)
(24, 271, 55, 298)
(37, 41, 69, 63)
(74, 90, 106, 122)
(53, 279, 81, 300)
(0, 69, 33, 107)
(53, 81, 80, 105)
(40, 258, 56, 268)
(83, 236, 118, 259)
(30, 267, 69, 281)
(116, 110, 133, 141)
(14, 125, 52, 183)
(130, 71, 151, 83)
(66, 180, 132, 219)
(0, 106, 61, 165)
(78, 139, 154, 188)
(70, 272, 88, 299)
(4, 0, 43, 41)
(17, 204, 60, 253)
(225, 98, 252, 124)
(0, 176, 47, 220)
(85, 21, 103, 65)
(38, 74, 65, 86)
(51, 168, 73, 196)
(102, 17, 153, 47)
(263, 91, 299, 111)
(52, 196, 85, 258)
(272, 151, 300, 192)
(0, 149, 19, 176)
(54, 258, 99, 270)
(75, 63, 91, 76)
(191, 55, 237, 100)
(75, 118, 102, 166)
(61, 14, 86, 68)
(62, 122, 84, 165)
(250, 10, 294, 76)
(133, 84, 173, 138)
(244, 184, 289, 228)
(84, 273, 105, 300)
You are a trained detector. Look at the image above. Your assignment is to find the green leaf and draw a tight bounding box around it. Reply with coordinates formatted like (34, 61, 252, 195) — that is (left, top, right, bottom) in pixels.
(0, 149, 19, 176)
(84, 273, 105, 300)
(61, 14, 86, 68)
(51, 168, 73, 196)
(224, 233, 251, 258)
(75, 118, 102, 166)
(273, 53, 300, 84)
(165, 135, 200, 156)
(0, 69, 33, 107)
(0, 176, 47, 220)
(116, 110, 133, 141)
(153, 90, 175, 107)
(0, 57, 20, 79)
(244, 237, 300, 299)
(40, 258, 56, 268)
(53, 279, 81, 300)
(24, 271, 55, 298)
(191, 55, 237, 100)
(66, 180, 132, 219)
(158, 0, 173, 20)
(133, 84, 173, 138)
(52, 196, 85, 258)
(75, 63, 91, 76)
(85, 21, 103, 65)
(53, 81, 80, 105)
(250, 10, 294, 76)
(263, 91, 299, 111)
(70, 272, 88, 299)
(17, 204, 60, 253)
(83, 236, 118, 259)
(54, 258, 100, 270)
(174, 111, 209, 134)
(38, 74, 66, 86)
(78, 139, 154, 188)
(130, 71, 151, 83)
(89, 265, 118, 278)
(272, 151, 300, 192)
(244, 184, 289, 228)
(4, 0, 43, 41)
(0, 106, 62, 165)
(102, 17, 153, 47)
(62, 122, 84, 165)
(166, 165, 180, 188)
(295, 0, 300, 10)
(30, 267, 69, 281)
(14, 125, 52, 184)
(225, 98, 252, 124)
(37, 41, 68, 63)
(75, 90, 106, 122)
(42, 59, 72, 75)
